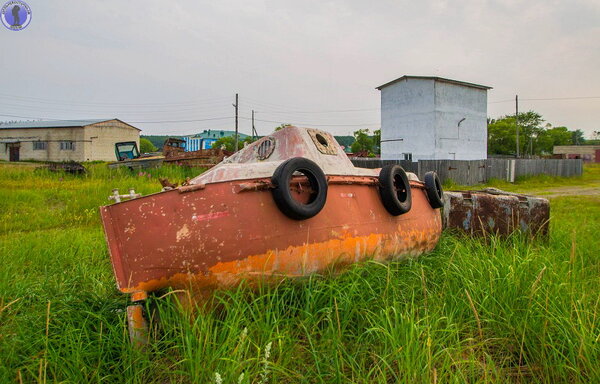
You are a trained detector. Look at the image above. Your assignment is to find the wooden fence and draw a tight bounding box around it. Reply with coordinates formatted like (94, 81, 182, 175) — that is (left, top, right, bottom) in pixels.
(350, 158, 583, 185)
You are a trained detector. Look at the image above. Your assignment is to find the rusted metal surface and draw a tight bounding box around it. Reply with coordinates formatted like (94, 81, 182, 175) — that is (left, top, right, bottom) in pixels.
(100, 126, 442, 296)
(107, 156, 164, 170)
(126, 304, 149, 346)
(101, 179, 441, 293)
(162, 137, 232, 168)
(443, 188, 550, 237)
(41, 161, 87, 174)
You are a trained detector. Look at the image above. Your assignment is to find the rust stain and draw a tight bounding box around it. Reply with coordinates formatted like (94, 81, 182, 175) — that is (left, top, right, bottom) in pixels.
(123, 228, 440, 294)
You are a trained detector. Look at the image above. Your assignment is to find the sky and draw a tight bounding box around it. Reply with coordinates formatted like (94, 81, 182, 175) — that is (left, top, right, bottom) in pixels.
(1, 0, 599, 137)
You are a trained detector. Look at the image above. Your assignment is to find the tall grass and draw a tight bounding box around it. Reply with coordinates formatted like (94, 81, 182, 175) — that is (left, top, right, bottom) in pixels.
(0, 163, 598, 383)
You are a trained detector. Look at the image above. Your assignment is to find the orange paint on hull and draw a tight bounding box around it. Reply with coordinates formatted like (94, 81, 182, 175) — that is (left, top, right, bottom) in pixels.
(129, 227, 440, 294)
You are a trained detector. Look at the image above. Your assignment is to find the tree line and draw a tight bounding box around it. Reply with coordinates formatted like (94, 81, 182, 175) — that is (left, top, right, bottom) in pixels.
(487, 111, 587, 156)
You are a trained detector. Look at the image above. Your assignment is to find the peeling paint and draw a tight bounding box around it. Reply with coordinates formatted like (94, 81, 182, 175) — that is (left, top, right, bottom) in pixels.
(176, 224, 190, 242)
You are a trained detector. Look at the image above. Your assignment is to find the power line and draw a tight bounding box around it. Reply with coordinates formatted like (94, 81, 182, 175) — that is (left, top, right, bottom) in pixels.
(520, 96, 600, 101)
(0, 101, 234, 115)
(241, 116, 379, 127)
(0, 113, 234, 124)
(129, 117, 233, 124)
(489, 96, 600, 104)
(0, 93, 232, 107)
(250, 108, 379, 115)
(488, 99, 515, 104)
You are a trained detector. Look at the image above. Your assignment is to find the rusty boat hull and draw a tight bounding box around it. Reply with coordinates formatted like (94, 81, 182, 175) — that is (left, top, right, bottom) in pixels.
(100, 178, 441, 294)
(100, 126, 443, 296)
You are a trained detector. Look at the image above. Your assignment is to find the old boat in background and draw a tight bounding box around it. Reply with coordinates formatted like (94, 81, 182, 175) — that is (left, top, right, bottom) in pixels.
(162, 137, 232, 168)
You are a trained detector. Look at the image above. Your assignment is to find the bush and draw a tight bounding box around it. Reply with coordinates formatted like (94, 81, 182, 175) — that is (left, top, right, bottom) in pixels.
(140, 138, 158, 153)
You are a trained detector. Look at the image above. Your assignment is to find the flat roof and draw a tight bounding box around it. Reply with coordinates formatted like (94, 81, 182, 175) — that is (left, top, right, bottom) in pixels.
(0, 118, 141, 131)
(376, 75, 492, 90)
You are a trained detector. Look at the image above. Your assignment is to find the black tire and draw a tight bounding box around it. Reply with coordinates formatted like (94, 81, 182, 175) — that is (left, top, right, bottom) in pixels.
(378, 165, 412, 216)
(424, 171, 444, 209)
(271, 157, 328, 220)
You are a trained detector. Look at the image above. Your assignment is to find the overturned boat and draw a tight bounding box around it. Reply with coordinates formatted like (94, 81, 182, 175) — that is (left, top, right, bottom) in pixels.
(100, 126, 444, 299)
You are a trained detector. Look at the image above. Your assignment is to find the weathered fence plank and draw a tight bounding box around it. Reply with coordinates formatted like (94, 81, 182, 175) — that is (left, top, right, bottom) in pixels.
(350, 158, 583, 185)
(349, 159, 418, 173)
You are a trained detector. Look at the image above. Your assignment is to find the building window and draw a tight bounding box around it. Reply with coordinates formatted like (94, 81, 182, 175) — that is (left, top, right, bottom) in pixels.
(33, 141, 47, 150)
(60, 141, 75, 151)
(403, 153, 412, 161)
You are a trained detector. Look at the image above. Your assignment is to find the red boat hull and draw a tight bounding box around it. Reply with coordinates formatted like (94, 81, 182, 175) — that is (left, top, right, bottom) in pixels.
(100, 176, 442, 294)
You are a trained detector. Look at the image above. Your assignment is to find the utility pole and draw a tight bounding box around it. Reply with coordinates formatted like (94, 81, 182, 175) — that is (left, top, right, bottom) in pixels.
(233, 93, 239, 152)
(251, 110, 257, 139)
(515, 95, 519, 158)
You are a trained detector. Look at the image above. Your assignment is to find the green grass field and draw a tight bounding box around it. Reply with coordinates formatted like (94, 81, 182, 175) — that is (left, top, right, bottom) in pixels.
(1, 163, 598, 383)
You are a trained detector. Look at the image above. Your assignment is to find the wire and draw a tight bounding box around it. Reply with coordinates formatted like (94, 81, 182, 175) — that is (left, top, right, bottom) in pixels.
(488, 96, 600, 104)
(0, 113, 234, 124)
(250, 108, 379, 114)
(128, 117, 232, 124)
(0, 93, 232, 107)
(488, 99, 514, 104)
(521, 96, 600, 101)
(241, 116, 379, 127)
(0, 101, 234, 115)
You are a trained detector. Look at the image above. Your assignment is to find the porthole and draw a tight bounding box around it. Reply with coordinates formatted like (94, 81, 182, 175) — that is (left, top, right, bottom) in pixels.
(316, 134, 328, 147)
(308, 129, 337, 155)
(256, 137, 276, 160)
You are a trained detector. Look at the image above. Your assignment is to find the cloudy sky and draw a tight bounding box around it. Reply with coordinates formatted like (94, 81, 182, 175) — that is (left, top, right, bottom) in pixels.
(1, 0, 599, 136)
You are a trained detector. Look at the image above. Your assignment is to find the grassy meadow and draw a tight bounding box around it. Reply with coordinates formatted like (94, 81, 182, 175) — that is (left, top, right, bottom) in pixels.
(0, 162, 598, 383)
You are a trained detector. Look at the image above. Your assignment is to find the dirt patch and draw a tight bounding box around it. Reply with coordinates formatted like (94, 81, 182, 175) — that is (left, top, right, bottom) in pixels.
(531, 186, 600, 198)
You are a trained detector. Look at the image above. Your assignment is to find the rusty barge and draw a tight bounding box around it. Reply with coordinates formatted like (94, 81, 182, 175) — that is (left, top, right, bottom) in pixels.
(100, 127, 445, 300)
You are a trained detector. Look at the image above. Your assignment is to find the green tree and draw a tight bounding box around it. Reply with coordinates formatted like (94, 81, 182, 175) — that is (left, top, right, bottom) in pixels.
(571, 129, 586, 145)
(139, 138, 157, 153)
(536, 126, 573, 154)
(274, 124, 292, 131)
(350, 129, 374, 154)
(373, 129, 381, 154)
(488, 111, 544, 156)
(211, 136, 254, 151)
(487, 117, 517, 155)
(488, 111, 586, 156)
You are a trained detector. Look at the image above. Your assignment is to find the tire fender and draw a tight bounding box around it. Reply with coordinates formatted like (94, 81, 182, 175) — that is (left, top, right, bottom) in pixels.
(423, 171, 444, 209)
(271, 157, 328, 220)
(378, 165, 412, 216)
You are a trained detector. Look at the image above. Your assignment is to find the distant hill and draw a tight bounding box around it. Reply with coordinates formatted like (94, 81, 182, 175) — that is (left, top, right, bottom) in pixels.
(334, 136, 355, 152)
(141, 135, 172, 150)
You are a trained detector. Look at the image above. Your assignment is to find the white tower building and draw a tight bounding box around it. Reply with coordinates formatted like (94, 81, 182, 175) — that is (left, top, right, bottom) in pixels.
(377, 76, 492, 161)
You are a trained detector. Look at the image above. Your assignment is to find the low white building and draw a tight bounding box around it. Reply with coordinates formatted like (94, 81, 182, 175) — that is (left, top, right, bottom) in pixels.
(0, 119, 140, 162)
(377, 76, 492, 161)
